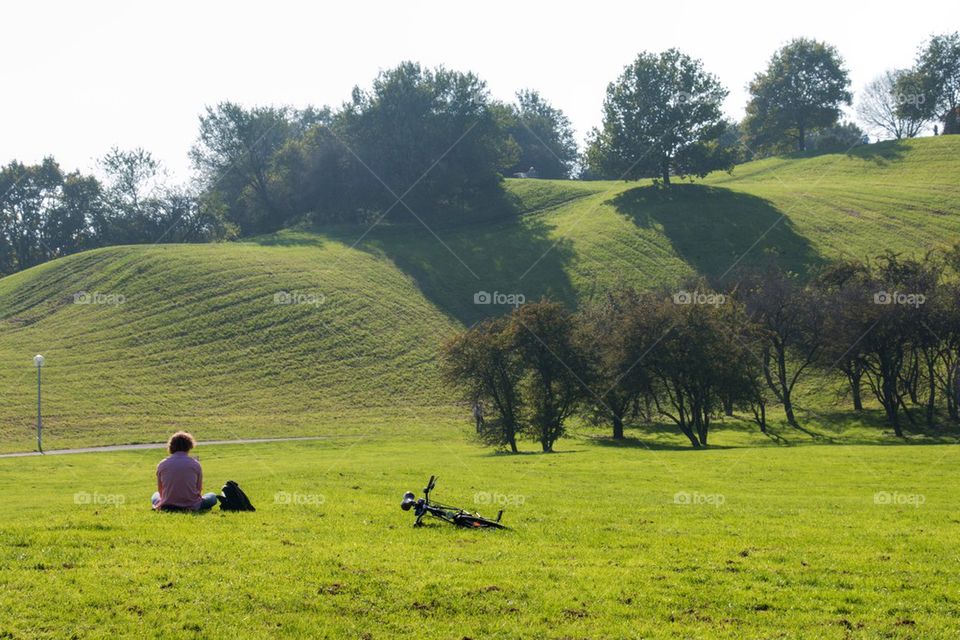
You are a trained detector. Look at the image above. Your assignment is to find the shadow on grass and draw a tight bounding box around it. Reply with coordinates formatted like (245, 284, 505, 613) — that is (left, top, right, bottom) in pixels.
(843, 139, 908, 164)
(770, 139, 908, 165)
(245, 189, 577, 326)
(610, 184, 823, 282)
(482, 448, 582, 457)
(246, 231, 330, 248)
(355, 214, 578, 325)
(796, 406, 960, 445)
(589, 436, 739, 451)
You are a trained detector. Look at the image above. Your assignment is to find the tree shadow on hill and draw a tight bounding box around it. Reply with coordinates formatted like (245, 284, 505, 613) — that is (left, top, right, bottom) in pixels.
(354, 212, 578, 325)
(246, 231, 329, 248)
(244, 192, 577, 326)
(611, 184, 823, 283)
(778, 139, 909, 166)
(796, 407, 960, 445)
(839, 139, 908, 165)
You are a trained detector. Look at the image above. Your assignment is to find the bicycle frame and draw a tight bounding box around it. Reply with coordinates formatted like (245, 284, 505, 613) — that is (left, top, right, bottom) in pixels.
(401, 475, 505, 529)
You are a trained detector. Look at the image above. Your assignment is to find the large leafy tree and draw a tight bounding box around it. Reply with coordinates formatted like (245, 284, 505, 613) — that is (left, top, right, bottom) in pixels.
(335, 62, 516, 223)
(737, 267, 825, 428)
(648, 294, 756, 448)
(0, 158, 95, 275)
(744, 38, 851, 153)
(441, 317, 525, 453)
(190, 103, 322, 234)
(500, 89, 578, 179)
(577, 289, 664, 439)
(509, 300, 588, 452)
(585, 49, 731, 185)
(907, 32, 960, 134)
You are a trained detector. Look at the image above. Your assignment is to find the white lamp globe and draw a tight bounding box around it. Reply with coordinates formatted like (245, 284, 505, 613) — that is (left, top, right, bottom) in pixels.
(34, 354, 45, 367)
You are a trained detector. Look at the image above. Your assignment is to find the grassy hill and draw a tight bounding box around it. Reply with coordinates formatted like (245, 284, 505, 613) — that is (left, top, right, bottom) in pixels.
(0, 241, 462, 451)
(1, 136, 959, 451)
(354, 136, 960, 323)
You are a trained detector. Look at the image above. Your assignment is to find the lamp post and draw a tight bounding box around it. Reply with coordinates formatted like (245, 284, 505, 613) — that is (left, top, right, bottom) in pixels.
(34, 354, 44, 453)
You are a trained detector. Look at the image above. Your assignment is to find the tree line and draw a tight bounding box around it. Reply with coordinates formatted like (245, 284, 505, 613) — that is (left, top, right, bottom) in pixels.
(3, 33, 958, 275)
(442, 249, 960, 451)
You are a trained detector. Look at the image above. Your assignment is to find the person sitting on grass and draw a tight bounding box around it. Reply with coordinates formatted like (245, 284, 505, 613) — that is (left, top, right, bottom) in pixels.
(151, 431, 218, 511)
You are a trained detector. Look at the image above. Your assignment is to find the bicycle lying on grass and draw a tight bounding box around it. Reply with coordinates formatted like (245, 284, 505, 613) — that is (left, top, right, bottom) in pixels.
(401, 476, 507, 529)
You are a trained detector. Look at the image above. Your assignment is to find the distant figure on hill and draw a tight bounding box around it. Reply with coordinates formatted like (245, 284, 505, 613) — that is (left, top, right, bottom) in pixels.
(472, 401, 485, 433)
(151, 431, 218, 511)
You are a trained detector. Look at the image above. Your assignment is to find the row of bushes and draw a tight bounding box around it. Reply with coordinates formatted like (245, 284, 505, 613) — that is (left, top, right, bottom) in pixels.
(441, 250, 960, 450)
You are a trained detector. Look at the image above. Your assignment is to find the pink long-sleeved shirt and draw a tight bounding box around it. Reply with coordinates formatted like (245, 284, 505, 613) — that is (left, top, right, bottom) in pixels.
(155, 451, 203, 510)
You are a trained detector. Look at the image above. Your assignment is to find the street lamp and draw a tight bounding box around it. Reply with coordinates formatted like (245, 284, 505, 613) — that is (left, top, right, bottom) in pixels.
(33, 354, 44, 453)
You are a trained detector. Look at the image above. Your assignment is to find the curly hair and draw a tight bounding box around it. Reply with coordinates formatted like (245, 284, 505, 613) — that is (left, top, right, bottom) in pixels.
(167, 431, 196, 454)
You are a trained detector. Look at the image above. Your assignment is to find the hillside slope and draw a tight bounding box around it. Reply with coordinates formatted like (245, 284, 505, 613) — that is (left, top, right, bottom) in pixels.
(353, 136, 960, 323)
(0, 241, 461, 450)
(1, 136, 958, 450)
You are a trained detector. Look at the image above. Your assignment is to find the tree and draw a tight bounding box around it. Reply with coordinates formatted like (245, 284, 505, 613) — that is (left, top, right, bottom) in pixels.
(909, 32, 960, 134)
(0, 158, 78, 274)
(816, 260, 871, 412)
(805, 121, 866, 151)
(855, 253, 940, 436)
(96, 147, 160, 242)
(335, 62, 516, 223)
(585, 49, 732, 185)
(441, 317, 525, 452)
(744, 38, 852, 153)
(50, 172, 101, 256)
(738, 267, 825, 427)
(648, 294, 755, 447)
(191, 103, 318, 234)
(501, 89, 578, 179)
(269, 124, 357, 224)
(857, 70, 928, 139)
(577, 289, 663, 439)
(97, 148, 232, 245)
(509, 300, 588, 452)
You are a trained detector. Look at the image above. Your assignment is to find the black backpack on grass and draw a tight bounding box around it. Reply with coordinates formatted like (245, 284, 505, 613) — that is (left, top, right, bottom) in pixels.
(219, 480, 256, 511)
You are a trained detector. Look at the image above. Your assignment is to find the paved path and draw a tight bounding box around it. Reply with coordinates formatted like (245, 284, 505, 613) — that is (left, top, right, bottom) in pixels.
(0, 436, 335, 459)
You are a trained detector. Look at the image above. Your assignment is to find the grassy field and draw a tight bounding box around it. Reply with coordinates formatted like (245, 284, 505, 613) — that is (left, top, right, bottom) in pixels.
(2, 137, 959, 451)
(2, 138, 960, 638)
(1, 425, 957, 639)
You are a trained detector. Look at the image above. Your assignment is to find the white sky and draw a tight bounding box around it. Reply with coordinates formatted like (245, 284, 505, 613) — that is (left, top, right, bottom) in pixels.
(2, 0, 954, 179)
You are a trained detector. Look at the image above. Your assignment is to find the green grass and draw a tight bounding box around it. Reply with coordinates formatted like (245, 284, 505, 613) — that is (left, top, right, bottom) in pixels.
(1, 137, 960, 451)
(357, 136, 960, 323)
(0, 241, 461, 451)
(1, 428, 958, 638)
(2, 138, 960, 638)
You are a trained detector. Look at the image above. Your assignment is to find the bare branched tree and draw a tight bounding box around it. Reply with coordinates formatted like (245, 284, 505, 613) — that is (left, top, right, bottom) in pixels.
(856, 70, 928, 140)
